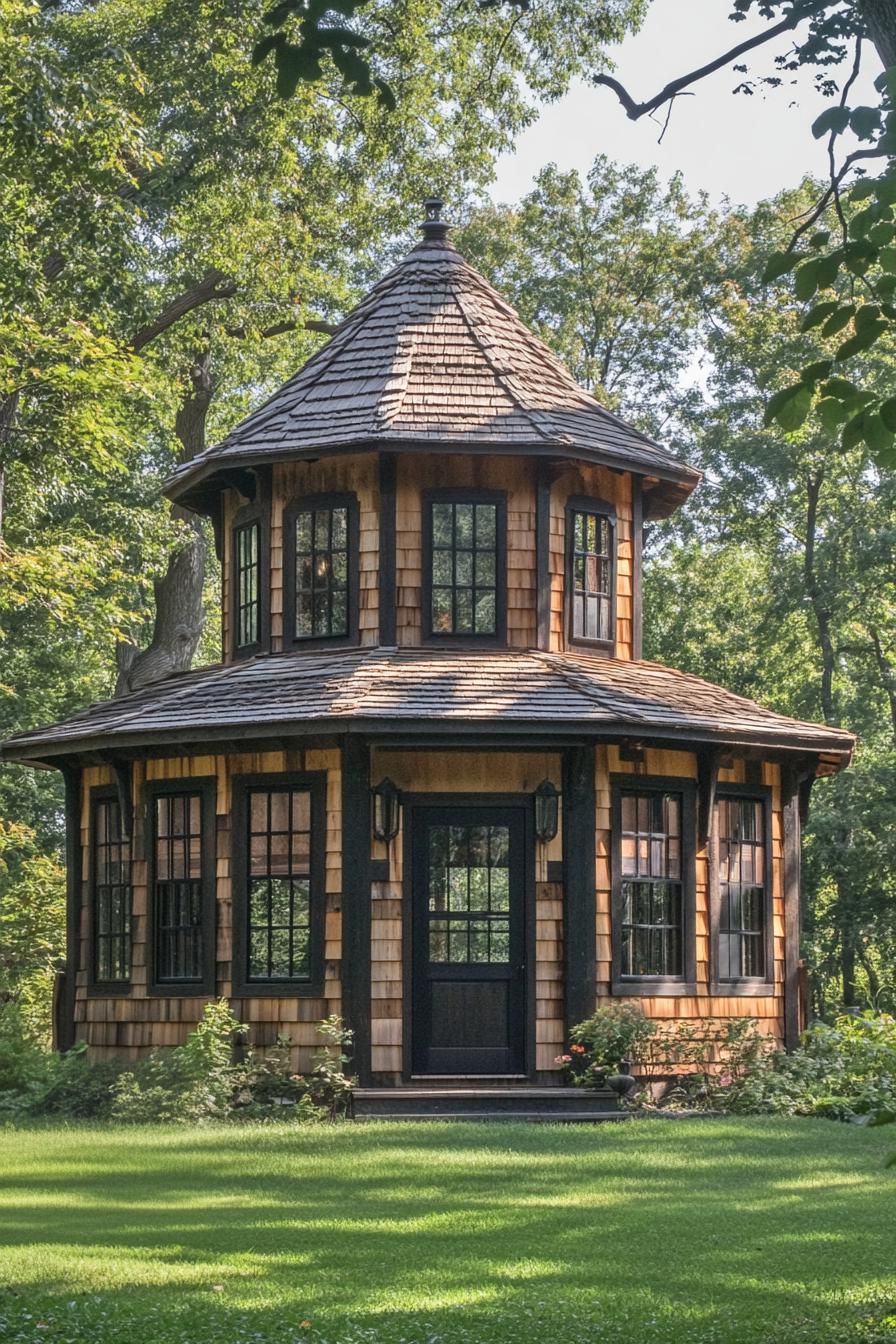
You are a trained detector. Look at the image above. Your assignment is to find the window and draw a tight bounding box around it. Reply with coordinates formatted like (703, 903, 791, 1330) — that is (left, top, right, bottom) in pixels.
(424, 492, 506, 640)
(611, 776, 696, 993)
(234, 520, 260, 650)
(715, 792, 771, 983)
(232, 774, 326, 995)
(148, 784, 215, 992)
(91, 794, 131, 986)
(283, 494, 359, 647)
(567, 501, 615, 646)
(427, 823, 511, 964)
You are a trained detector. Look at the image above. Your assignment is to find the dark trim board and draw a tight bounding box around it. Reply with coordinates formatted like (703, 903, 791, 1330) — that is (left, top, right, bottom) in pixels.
(401, 792, 536, 1082)
(230, 491, 271, 661)
(563, 746, 596, 1032)
(282, 490, 361, 651)
(341, 737, 372, 1084)
(535, 462, 551, 652)
(378, 454, 397, 646)
(631, 475, 643, 662)
(58, 767, 82, 1052)
(609, 772, 698, 997)
(230, 770, 328, 999)
(708, 783, 775, 998)
(144, 776, 218, 997)
(782, 766, 804, 1050)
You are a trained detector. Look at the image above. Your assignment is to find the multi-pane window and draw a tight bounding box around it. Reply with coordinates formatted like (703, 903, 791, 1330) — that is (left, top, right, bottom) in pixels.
(235, 521, 260, 648)
(429, 500, 498, 636)
(619, 790, 683, 978)
(93, 797, 131, 984)
(246, 788, 313, 981)
(717, 796, 767, 979)
(570, 508, 612, 643)
(294, 505, 348, 639)
(427, 823, 510, 963)
(152, 792, 204, 983)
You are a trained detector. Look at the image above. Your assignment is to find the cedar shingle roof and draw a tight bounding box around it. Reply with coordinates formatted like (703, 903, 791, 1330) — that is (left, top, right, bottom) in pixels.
(166, 236, 700, 516)
(0, 646, 854, 766)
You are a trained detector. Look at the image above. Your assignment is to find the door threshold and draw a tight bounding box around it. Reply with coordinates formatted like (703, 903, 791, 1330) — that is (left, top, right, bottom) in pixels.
(410, 1074, 529, 1081)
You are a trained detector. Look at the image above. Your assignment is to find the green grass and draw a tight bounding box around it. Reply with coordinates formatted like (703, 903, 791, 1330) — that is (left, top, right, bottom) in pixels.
(0, 1118, 894, 1344)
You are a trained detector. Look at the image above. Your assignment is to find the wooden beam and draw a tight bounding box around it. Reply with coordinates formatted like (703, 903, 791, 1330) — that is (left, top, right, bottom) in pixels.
(563, 744, 596, 1033)
(57, 766, 81, 1054)
(782, 765, 804, 1051)
(697, 747, 721, 850)
(536, 461, 551, 652)
(114, 762, 133, 841)
(378, 453, 397, 647)
(340, 735, 372, 1084)
(631, 474, 644, 661)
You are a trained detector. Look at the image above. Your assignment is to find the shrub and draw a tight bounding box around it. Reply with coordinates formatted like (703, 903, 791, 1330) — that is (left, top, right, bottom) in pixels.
(562, 1003, 658, 1087)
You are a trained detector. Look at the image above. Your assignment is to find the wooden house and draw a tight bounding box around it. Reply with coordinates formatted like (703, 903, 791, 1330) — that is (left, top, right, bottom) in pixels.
(1, 203, 855, 1104)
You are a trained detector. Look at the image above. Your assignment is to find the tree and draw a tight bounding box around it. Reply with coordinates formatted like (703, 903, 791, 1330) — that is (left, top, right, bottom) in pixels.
(457, 157, 726, 438)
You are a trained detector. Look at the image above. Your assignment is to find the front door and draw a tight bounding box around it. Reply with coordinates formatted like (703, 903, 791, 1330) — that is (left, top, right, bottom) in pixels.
(411, 804, 528, 1076)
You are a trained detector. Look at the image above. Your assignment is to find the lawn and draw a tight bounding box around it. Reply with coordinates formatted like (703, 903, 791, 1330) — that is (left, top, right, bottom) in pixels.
(0, 1118, 894, 1344)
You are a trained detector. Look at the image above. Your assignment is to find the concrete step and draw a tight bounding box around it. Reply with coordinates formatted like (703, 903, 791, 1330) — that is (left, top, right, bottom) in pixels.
(355, 1110, 627, 1124)
(353, 1086, 620, 1118)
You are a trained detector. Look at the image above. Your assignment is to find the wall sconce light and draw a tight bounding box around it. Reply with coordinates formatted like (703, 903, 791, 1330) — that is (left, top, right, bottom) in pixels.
(371, 778, 401, 842)
(534, 779, 559, 844)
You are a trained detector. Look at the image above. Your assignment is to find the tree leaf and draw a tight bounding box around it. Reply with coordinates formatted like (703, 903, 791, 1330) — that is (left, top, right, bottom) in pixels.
(801, 359, 833, 385)
(811, 105, 850, 139)
(849, 105, 882, 140)
(842, 410, 867, 450)
(794, 258, 821, 301)
(863, 411, 895, 455)
(879, 396, 896, 431)
(817, 397, 849, 432)
(252, 31, 287, 65)
(762, 250, 802, 283)
(800, 300, 839, 332)
(837, 322, 889, 360)
(821, 304, 856, 337)
(814, 252, 842, 289)
(821, 377, 860, 401)
(765, 383, 813, 432)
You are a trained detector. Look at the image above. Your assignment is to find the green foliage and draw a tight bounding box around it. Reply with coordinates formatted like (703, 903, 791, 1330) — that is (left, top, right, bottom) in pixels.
(565, 1002, 657, 1086)
(0, 819, 65, 1044)
(717, 1012, 896, 1123)
(761, 63, 896, 464)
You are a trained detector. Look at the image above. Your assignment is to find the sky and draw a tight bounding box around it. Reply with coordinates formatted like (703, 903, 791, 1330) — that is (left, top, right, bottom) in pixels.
(493, 0, 881, 208)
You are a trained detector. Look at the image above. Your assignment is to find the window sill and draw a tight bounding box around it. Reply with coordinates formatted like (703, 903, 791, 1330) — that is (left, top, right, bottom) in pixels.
(568, 638, 615, 656)
(612, 979, 697, 997)
(86, 981, 133, 997)
(148, 981, 216, 997)
(287, 633, 360, 653)
(709, 981, 777, 998)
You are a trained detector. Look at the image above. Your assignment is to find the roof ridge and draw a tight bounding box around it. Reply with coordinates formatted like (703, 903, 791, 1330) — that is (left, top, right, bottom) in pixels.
(535, 651, 651, 722)
(450, 284, 558, 445)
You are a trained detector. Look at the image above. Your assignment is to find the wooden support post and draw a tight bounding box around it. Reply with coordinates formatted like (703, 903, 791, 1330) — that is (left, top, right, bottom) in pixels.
(536, 461, 551, 652)
(563, 744, 596, 1033)
(56, 766, 81, 1054)
(631, 475, 644, 661)
(378, 453, 397, 647)
(782, 764, 808, 1051)
(697, 747, 720, 851)
(341, 735, 372, 1084)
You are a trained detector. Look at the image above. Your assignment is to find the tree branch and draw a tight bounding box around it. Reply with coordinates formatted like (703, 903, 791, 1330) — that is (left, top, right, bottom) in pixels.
(223, 317, 338, 340)
(592, 1, 831, 122)
(130, 269, 238, 352)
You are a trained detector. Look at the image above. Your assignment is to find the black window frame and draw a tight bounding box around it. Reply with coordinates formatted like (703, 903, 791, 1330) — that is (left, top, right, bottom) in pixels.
(710, 784, 774, 995)
(565, 495, 617, 654)
(231, 500, 268, 660)
(282, 491, 360, 651)
(610, 774, 697, 996)
(146, 778, 217, 997)
(87, 786, 133, 994)
(422, 488, 507, 646)
(231, 771, 327, 998)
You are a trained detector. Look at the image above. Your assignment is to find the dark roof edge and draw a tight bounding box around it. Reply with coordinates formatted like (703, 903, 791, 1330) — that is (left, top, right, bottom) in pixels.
(1, 713, 854, 769)
(164, 438, 702, 513)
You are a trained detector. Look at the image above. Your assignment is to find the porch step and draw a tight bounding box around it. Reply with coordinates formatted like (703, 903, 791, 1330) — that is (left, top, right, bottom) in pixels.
(353, 1086, 620, 1119)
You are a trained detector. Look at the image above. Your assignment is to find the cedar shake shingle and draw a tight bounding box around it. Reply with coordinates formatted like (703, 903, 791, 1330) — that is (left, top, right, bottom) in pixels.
(166, 236, 701, 516)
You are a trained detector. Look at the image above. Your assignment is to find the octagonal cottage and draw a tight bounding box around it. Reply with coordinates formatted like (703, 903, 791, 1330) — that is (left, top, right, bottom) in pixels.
(1, 203, 854, 1106)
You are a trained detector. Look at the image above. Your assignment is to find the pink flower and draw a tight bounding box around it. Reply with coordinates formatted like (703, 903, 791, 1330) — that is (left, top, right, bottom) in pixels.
(554, 1054, 573, 1064)
(570, 1044, 586, 1055)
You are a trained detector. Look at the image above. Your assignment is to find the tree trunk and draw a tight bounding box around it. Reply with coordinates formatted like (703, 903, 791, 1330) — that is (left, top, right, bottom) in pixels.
(858, 0, 896, 68)
(115, 353, 213, 696)
(0, 392, 20, 541)
(869, 625, 896, 745)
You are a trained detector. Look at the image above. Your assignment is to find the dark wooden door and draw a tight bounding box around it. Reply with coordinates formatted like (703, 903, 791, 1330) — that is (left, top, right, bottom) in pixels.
(411, 804, 527, 1075)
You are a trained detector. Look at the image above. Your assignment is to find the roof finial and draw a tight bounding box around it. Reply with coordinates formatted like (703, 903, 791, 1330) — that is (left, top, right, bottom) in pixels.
(420, 196, 451, 243)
